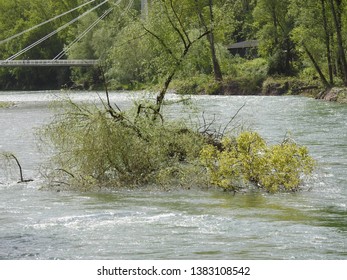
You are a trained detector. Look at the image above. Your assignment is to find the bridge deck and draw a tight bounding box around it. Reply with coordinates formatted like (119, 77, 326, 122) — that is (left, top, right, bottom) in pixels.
(0, 59, 98, 67)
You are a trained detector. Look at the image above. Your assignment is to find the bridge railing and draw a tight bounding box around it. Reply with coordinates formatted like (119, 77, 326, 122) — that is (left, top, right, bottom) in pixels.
(0, 59, 99, 67)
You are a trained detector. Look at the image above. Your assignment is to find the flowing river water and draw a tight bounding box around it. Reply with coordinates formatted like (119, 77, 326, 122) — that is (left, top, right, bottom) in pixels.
(0, 91, 346, 260)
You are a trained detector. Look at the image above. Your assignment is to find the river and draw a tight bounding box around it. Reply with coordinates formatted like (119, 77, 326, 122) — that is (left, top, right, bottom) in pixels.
(0, 91, 346, 259)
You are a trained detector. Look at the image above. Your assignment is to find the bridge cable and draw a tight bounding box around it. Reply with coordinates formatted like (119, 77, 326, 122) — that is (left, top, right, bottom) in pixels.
(0, 0, 99, 46)
(54, 7, 114, 60)
(53, 0, 124, 60)
(54, 0, 134, 60)
(6, 0, 111, 61)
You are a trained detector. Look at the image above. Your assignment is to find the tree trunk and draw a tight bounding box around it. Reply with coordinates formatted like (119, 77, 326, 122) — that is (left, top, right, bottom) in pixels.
(208, 0, 223, 81)
(272, 8, 279, 46)
(156, 71, 176, 114)
(321, 0, 334, 85)
(329, 0, 347, 85)
(194, 0, 223, 82)
(284, 37, 292, 74)
(155, 46, 192, 118)
(303, 45, 330, 88)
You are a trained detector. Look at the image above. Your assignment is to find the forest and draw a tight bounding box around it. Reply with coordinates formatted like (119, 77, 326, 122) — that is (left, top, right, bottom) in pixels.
(1, 0, 347, 97)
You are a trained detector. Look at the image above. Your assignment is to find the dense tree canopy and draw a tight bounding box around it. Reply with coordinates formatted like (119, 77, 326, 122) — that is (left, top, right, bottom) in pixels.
(1, 0, 347, 90)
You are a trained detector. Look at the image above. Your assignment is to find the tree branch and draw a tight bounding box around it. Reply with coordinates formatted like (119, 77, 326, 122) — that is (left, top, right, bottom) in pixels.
(159, 0, 188, 49)
(169, 0, 191, 44)
(141, 24, 179, 62)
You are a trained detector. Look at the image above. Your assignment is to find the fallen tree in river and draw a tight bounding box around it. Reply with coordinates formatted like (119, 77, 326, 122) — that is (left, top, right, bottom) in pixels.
(40, 94, 315, 193)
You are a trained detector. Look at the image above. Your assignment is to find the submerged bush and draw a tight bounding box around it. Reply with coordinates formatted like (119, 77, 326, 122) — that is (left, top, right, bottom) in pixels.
(42, 100, 315, 193)
(41, 99, 206, 190)
(200, 131, 315, 193)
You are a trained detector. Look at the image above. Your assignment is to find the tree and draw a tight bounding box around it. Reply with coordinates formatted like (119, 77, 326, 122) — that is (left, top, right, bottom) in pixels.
(329, 0, 347, 85)
(253, 0, 296, 75)
(290, 0, 333, 87)
(194, 0, 223, 81)
(136, 0, 212, 115)
(229, 0, 257, 42)
(207, 0, 223, 82)
(289, 0, 347, 87)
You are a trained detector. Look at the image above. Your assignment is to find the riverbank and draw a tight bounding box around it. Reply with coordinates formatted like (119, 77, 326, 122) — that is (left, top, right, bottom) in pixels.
(316, 87, 347, 103)
(172, 75, 321, 96)
(262, 78, 347, 103)
(172, 75, 347, 104)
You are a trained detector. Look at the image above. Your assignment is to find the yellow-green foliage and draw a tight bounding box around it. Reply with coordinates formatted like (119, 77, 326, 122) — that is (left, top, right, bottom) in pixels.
(0, 101, 14, 108)
(200, 131, 315, 192)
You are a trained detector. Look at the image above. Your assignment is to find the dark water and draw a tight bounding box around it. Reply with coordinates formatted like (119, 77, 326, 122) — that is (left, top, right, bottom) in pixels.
(0, 91, 346, 259)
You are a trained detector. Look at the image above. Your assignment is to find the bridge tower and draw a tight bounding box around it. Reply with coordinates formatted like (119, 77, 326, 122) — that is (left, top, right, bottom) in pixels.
(141, 0, 148, 17)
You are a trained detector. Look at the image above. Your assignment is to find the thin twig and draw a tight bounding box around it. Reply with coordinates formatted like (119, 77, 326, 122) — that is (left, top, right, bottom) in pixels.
(222, 102, 246, 136)
(56, 168, 75, 178)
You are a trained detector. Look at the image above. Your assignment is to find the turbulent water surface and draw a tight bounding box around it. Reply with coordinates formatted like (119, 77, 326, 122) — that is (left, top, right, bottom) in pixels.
(0, 91, 346, 259)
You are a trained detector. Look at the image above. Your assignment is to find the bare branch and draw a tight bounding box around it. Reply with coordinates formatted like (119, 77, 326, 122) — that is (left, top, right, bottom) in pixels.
(141, 24, 179, 61)
(1, 153, 33, 183)
(191, 30, 211, 44)
(169, 0, 191, 44)
(56, 168, 75, 178)
(160, 0, 188, 49)
(222, 102, 246, 136)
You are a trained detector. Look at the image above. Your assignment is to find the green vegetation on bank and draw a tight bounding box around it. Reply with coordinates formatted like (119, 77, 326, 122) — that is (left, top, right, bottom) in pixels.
(1, 0, 347, 95)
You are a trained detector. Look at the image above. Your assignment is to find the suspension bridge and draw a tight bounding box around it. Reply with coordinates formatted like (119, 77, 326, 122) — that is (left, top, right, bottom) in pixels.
(0, 60, 99, 67)
(0, 0, 147, 67)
